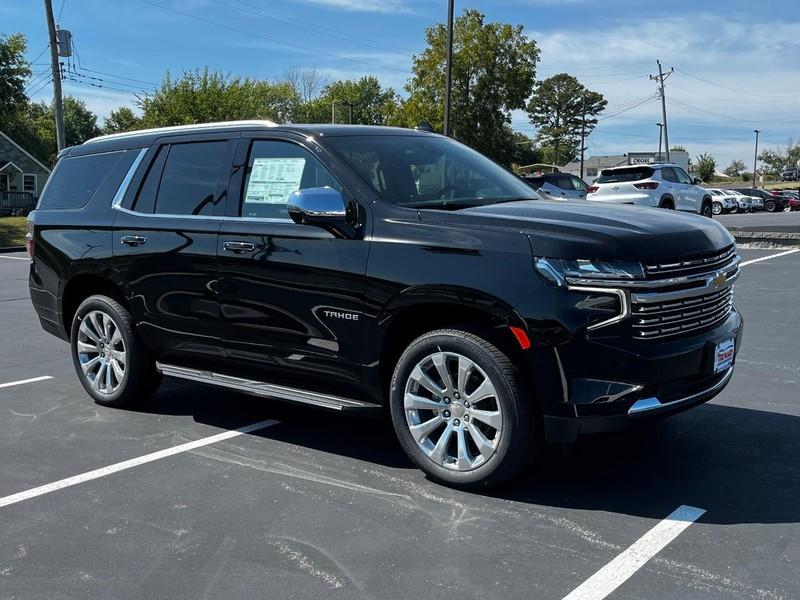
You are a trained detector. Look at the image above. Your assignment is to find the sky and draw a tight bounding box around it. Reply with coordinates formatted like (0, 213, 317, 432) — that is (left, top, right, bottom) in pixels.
(3, 0, 799, 168)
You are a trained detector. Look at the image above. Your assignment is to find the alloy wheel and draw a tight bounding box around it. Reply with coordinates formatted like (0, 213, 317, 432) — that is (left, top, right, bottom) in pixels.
(712, 202, 722, 215)
(76, 310, 127, 395)
(403, 351, 503, 471)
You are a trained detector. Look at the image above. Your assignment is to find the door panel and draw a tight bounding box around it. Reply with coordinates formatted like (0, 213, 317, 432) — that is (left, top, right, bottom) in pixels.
(217, 220, 368, 395)
(114, 213, 223, 363)
(216, 137, 369, 397)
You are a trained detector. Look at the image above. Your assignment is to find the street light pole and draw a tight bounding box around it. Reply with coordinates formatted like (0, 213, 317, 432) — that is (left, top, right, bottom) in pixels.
(753, 129, 760, 189)
(443, 0, 454, 137)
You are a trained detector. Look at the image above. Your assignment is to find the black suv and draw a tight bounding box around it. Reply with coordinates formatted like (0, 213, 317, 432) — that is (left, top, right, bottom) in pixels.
(28, 122, 743, 488)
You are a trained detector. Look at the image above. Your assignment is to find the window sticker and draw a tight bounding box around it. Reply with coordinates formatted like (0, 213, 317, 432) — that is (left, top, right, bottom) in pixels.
(245, 157, 306, 204)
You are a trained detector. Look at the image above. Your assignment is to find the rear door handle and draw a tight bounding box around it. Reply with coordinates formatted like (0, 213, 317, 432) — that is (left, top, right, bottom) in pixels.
(120, 235, 147, 247)
(223, 241, 256, 254)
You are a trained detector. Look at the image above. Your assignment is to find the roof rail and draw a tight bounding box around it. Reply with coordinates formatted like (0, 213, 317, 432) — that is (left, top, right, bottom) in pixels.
(84, 120, 279, 145)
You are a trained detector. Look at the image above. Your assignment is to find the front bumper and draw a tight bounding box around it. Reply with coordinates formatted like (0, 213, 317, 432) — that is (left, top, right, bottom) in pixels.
(517, 296, 743, 443)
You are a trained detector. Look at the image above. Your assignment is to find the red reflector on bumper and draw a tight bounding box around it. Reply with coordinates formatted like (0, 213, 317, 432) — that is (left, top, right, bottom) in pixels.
(509, 326, 532, 350)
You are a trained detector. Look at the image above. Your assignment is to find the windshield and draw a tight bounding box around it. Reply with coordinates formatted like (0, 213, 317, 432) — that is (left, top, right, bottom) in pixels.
(324, 134, 541, 209)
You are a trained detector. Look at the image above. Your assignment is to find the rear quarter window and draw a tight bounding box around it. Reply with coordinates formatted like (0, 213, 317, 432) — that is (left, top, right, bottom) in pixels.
(596, 167, 654, 183)
(37, 150, 133, 210)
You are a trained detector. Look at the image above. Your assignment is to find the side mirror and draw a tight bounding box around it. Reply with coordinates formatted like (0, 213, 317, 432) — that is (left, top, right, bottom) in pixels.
(692, 177, 702, 185)
(287, 187, 354, 237)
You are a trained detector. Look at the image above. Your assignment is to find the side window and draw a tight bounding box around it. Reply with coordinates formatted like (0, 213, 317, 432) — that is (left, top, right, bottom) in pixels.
(660, 167, 677, 183)
(240, 140, 340, 220)
(154, 141, 229, 216)
(571, 176, 588, 191)
(556, 175, 575, 190)
(674, 167, 692, 184)
(132, 146, 168, 214)
(38, 151, 128, 210)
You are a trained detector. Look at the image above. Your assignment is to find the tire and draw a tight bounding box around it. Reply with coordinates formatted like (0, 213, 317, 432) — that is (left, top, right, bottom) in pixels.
(389, 329, 533, 489)
(70, 295, 161, 407)
(712, 202, 723, 215)
(729, 205, 738, 214)
(659, 198, 674, 210)
(764, 199, 777, 212)
(701, 201, 713, 218)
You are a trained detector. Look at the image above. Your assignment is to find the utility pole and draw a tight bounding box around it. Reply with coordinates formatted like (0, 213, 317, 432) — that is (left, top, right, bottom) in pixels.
(44, 0, 65, 151)
(331, 102, 336, 124)
(579, 96, 587, 179)
(650, 60, 673, 162)
(657, 123, 664, 160)
(443, 0, 454, 137)
(753, 129, 760, 189)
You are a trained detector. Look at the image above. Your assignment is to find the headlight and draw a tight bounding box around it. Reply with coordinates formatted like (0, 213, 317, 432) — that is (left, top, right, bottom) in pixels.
(534, 257, 644, 287)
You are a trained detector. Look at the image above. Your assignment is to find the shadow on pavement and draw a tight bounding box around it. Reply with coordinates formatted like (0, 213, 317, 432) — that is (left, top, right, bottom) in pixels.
(137, 379, 798, 526)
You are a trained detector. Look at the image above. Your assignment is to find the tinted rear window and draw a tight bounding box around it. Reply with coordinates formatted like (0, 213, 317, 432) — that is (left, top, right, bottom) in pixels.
(596, 167, 654, 183)
(38, 151, 129, 210)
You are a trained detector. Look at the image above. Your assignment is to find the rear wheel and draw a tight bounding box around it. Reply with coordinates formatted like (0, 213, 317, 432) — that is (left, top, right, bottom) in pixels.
(70, 295, 160, 407)
(712, 201, 723, 215)
(389, 329, 533, 489)
(659, 197, 675, 210)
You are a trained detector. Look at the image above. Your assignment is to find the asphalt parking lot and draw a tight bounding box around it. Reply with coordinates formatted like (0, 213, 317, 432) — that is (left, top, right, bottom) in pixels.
(1, 248, 798, 600)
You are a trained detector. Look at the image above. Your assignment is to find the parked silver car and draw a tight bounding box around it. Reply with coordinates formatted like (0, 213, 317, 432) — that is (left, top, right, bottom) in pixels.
(707, 189, 738, 214)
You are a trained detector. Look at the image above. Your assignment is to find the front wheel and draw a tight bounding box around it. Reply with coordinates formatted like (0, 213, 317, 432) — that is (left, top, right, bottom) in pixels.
(389, 329, 533, 489)
(70, 295, 161, 407)
(764, 199, 777, 212)
(702, 201, 713, 218)
(712, 202, 723, 215)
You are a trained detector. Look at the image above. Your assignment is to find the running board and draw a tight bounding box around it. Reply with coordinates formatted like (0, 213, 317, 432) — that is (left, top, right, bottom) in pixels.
(156, 363, 379, 412)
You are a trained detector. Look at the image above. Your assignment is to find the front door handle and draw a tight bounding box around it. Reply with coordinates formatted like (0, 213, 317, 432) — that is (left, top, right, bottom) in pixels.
(121, 235, 147, 247)
(223, 241, 256, 254)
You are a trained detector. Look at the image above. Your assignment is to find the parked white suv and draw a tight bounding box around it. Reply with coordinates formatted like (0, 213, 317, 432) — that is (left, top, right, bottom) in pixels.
(707, 189, 739, 214)
(587, 164, 713, 217)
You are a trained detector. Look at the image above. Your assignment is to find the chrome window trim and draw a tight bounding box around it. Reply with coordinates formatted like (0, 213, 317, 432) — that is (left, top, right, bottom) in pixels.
(110, 148, 148, 209)
(113, 204, 295, 224)
(567, 285, 630, 331)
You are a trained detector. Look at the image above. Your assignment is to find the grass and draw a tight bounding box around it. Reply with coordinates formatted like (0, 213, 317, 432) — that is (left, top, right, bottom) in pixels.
(0, 217, 28, 248)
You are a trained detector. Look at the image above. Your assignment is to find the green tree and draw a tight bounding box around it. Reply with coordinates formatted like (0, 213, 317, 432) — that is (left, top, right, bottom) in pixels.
(26, 97, 101, 164)
(137, 68, 301, 127)
(301, 76, 400, 125)
(695, 152, 716, 182)
(758, 149, 785, 177)
(103, 107, 142, 134)
(670, 145, 687, 152)
(723, 159, 746, 177)
(511, 131, 540, 167)
(401, 9, 539, 165)
(0, 33, 31, 120)
(526, 73, 607, 166)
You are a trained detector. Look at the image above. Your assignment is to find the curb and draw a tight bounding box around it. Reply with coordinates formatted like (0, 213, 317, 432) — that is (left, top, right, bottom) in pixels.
(0, 246, 26, 254)
(731, 230, 800, 249)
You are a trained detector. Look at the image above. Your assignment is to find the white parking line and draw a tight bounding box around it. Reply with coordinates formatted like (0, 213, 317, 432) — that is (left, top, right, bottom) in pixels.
(740, 248, 799, 267)
(0, 255, 29, 261)
(0, 419, 279, 509)
(562, 505, 706, 600)
(0, 375, 53, 389)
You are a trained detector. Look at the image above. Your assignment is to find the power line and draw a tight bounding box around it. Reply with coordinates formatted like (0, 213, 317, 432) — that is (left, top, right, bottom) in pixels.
(208, 0, 418, 57)
(676, 68, 797, 99)
(63, 76, 145, 96)
(56, 0, 67, 21)
(28, 77, 54, 98)
(138, 0, 412, 75)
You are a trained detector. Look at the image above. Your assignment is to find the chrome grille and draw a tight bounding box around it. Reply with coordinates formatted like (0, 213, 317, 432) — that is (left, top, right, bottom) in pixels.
(632, 286, 734, 339)
(644, 246, 737, 279)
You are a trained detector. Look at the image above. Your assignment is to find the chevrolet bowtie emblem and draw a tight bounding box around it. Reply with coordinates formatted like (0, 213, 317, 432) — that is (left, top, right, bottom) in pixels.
(708, 272, 727, 289)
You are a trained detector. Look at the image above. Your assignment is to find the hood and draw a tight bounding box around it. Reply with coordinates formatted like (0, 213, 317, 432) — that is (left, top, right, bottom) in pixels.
(419, 200, 734, 262)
